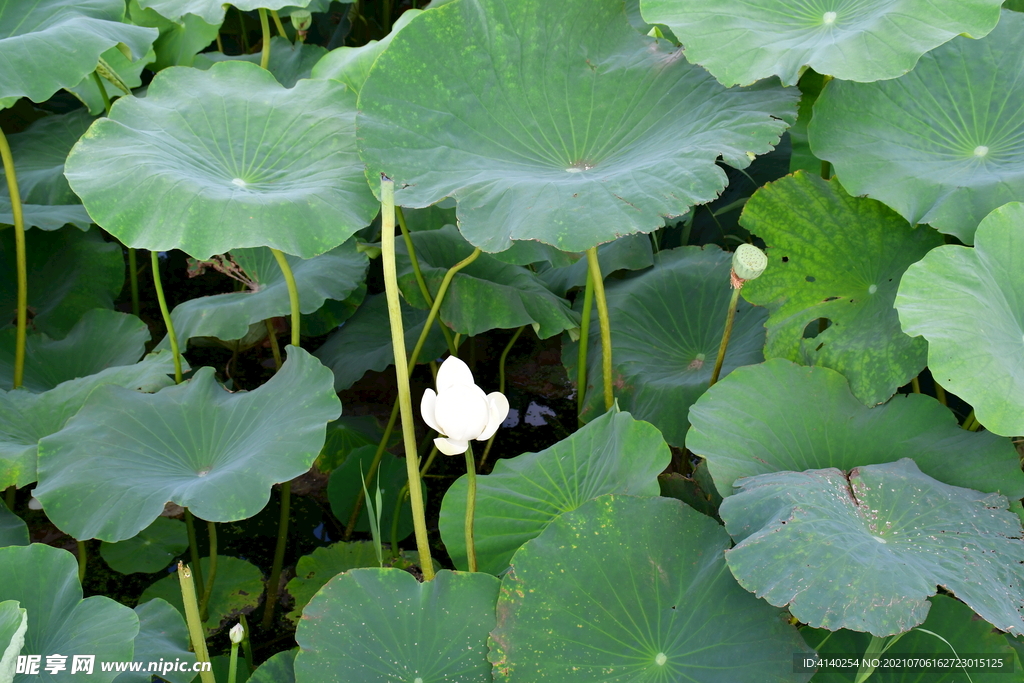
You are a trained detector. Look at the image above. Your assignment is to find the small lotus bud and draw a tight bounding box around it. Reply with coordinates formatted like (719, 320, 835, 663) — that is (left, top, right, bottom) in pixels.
(229, 623, 244, 644)
(290, 10, 313, 33)
(732, 244, 767, 282)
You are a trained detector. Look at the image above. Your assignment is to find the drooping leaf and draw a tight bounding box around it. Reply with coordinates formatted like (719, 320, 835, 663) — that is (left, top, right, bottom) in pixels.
(194, 37, 327, 88)
(687, 359, 1024, 501)
(250, 649, 296, 683)
(127, 0, 220, 71)
(0, 200, 91, 231)
(100, 517, 188, 574)
(490, 495, 812, 682)
(740, 172, 941, 405)
(357, 0, 796, 253)
(68, 45, 154, 115)
(327, 445, 418, 544)
(64, 60, 378, 260)
(310, 9, 420, 95)
(0, 600, 27, 681)
(33, 346, 340, 541)
(809, 10, 1024, 244)
(537, 233, 653, 296)
(721, 459, 1024, 637)
(896, 202, 1024, 437)
(0, 543, 139, 683)
(294, 568, 500, 683)
(137, 0, 312, 25)
(788, 70, 828, 175)
(0, 0, 157, 107)
(114, 599, 197, 683)
(439, 410, 670, 574)
(640, 0, 1002, 86)
(566, 245, 767, 447)
(396, 225, 579, 338)
(0, 500, 28, 547)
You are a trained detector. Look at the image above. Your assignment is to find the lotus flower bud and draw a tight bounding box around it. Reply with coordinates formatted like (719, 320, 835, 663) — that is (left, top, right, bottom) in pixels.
(420, 356, 510, 456)
(229, 623, 244, 644)
(732, 244, 767, 284)
(291, 10, 312, 33)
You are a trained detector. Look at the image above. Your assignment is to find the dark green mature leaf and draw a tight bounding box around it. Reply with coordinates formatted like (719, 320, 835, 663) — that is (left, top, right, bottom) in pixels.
(33, 347, 340, 541)
(0, 543, 138, 683)
(194, 37, 326, 88)
(64, 61, 378, 260)
(0, 0, 157, 107)
(490, 495, 811, 682)
(0, 200, 91, 231)
(640, 0, 1002, 86)
(310, 10, 420, 94)
(315, 416, 393, 473)
(136, 0, 312, 25)
(809, 10, 1024, 244)
(250, 649, 296, 683)
(294, 568, 500, 683)
(0, 110, 92, 207)
(567, 245, 767, 447)
(358, 0, 796, 254)
(114, 599, 197, 683)
(687, 359, 1024, 500)
(0, 227, 124, 337)
(740, 172, 941, 405)
(127, 0, 219, 71)
(537, 233, 653, 296)
(327, 445, 417, 543)
(788, 70, 828, 175)
(896, 202, 1024, 437)
(100, 517, 187, 574)
(440, 410, 669, 575)
(721, 459, 1024, 637)
(396, 225, 579, 338)
(0, 500, 28, 547)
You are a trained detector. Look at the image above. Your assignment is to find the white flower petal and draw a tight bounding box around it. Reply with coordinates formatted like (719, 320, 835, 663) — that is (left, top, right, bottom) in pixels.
(477, 391, 510, 441)
(435, 436, 469, 455)
(420, 388, 440, 433)
(435, 355, 475, 392)
(434, 383, 489, 440)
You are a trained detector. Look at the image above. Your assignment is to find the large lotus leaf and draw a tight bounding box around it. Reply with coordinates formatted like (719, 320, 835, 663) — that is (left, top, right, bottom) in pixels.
(0, 109, 92, 205)
(0, 0, 156, 107)
(0, 227, 124, 337)
(315, 416, 394, 472)
(140, 556, 264, 637)
(490, 495, 810, 682)
(0, 543, 138, 683)
(294, 568, 500, 683)
(64, 60, 379, 260)
(721, 459, 1024, 637)
(809, 595, 1019, 683)
(327, 445, 417, 542)
(250, 649, 295, 683)
(0, 310, 150, 392)
(310, 10, 420, 95)
(314, 293, 447, 392)
(0, 600, 27, 681)
(0, 501, 28, 547)
(896, 202, 1024, 437)
(687, 359, 1024, 501)
(809, 10, 1024, 244)
(566, 245, 767, 447)
(640, 0, 1002, 87)
(114, 599, 197, 683)
(194, 37, 327, 88)
(33, 346, 340, 541)
(162, 243, 367, 348)
(740, 172, 941, 405)
(100, 517, 187, 574)
(0, 199, 91, 231)
(439, 410, 670, 575)
(537, 233, 653, 296)
(127, 0, 219, 71)
(357, 0, 796, 254)
(0, 350, 180, 489)
(137, 0, 312, 25)
(396, 225, 578, 338)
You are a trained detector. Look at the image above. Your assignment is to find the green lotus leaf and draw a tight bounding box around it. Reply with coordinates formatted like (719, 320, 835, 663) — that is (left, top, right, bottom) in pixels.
(100, 517, 188, 575)
(194, 37, 327, 88)
(114, 599, 197, 683)
(0, 310, 150, 392)
(439, 410, 669, 575)
(69, 45, 154, 115)
(808, 595, 1019, 683)
(0, 543, 139, 683)
(640, 0, 1002, 87)
(127, 0, 220, 71)
(310, 9, 420, 95)
(315, 416, 394, 472)
(490, 495, 811, 682)
(537, 233, 654, 296)
(314, 293, 448, 392)
(721, 459, 1024, 637)
(0, 501, 28, 547)
(140, 556, 264, 637)
(687, 360, 1024, 502)
(33, 346, 340, 541)
(896, 202, 1024, 437)
(809, 10, 1024, 244)
(740, 172, 941, 405)
(64, 60, 378, 260)
(788, 71, 827, 175)
(327, 445, 417, 543)
(357, 0, 796, 254)
(396, 225, 579, 338)
(0, 600, 27, 682)
(566, 245, 767, 447)
(294, 568, 500, 683)
(1, 227, 124, 337)
(0, 200, 91, 231)
(299, 286, 366, 337)
(161, 242, 367, 348)
(0, 350, 180, 489)
(0, 0, 157, 107)
(137, 0, 312, 26)
(250, 649, 295, 683)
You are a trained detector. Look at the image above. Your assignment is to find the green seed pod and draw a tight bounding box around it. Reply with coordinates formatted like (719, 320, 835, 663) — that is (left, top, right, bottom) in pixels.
(290, 10, 313, 32)
(732, 243, 767, 281)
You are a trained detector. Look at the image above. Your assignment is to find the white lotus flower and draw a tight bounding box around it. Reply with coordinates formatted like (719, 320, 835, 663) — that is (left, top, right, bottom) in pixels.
(420, 356, 509, 456)
(229, 623, 244, 644)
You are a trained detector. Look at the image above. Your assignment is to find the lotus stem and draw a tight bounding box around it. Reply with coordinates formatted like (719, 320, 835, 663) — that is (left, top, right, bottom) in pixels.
(0, 128, 27, 391)
(177, 562, 215, 683)
(380, 175, 435, 580)
(238, 7, 250, 53)
(184, 509, 205, 605)
(77, 541, 87, 584)
(270, 10, 288, 38)
(910, 376, 921, 394)
(216, 33, 224, 53)
(935, 382, 947, 406)
(264, 319, 282, 370)
(91, 71, 112, 115)
(199, 521, 217, 622)
(479, 326, 523, 472)
(710, 286, 741, 387)
(463, 443, 478, 572)
(128, 248, 140, 317)
(409, 247, 480, 367)
(586, 248, 613, 411)
(576, 264, 595, 421)
(228, 640, 239, 683)
(269, 249, 300, 347)
(239, 614, 254, 673)
(396, 206, 456, 354)
(151, 252, 183, 384)
(258, 9, 271, 70)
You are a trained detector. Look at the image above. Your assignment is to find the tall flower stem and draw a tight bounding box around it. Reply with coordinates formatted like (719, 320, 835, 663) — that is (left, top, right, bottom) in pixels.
(184, 509, 205, 605)
(177, 562, 215, 683)
(0, 128, 27, 390)
(586, 248, 613, 410)
(479, 326, 523, 472)
(576, 263, 595, 420)
(128, 249, 140, 317)
(77, 541, 87, 583)
(380, 176, 435, 580)
(258, 9, 272, 69)
(710, 287, 741, 387)
(199, 521, 218, 622)
(396, 206, 456, 354)
(463, 443, 478, 572)
(270, 10, 288, 38)
(151, 252, 183, 384)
